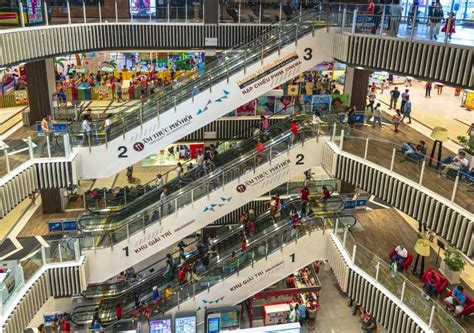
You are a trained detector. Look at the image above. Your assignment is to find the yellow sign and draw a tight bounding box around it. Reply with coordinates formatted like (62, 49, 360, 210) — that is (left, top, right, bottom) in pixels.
(15, 90, 28, 105)
(464, 90, 474, 110)
(0, 12, 19, 25)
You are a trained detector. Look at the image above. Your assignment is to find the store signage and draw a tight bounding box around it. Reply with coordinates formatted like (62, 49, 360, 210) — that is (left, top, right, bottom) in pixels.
(237, 52, 302, 95)
(133, 219, 195, 254)
(132, 115, 193, 152)
(229, 260, 284, 292)
(236, 159, 291, 191)
(0, 12, 19, 25)
(14, 90, 28, 105)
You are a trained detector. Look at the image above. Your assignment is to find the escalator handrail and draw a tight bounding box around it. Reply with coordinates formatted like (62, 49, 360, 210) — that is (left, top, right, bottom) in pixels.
(78, 117, 323, 233)
(71, 199, 331, 325)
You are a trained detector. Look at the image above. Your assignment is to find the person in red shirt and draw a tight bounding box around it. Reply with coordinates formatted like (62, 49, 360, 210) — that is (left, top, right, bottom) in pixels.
(115, 303, 123, 320)
(321, 186, 330, 201)
(178, 267, 186, 285)
(241, 237, 247, 252)
(59, 315, 71, 332)
(290, 120, 299, 144)
(287, 275, 296, 288)
(300, 186, 310, 215)
(256, 139, 264, 154)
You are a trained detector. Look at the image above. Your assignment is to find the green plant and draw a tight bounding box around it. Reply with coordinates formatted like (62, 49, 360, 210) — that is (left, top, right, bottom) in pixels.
(102, 60, 118, 70)
(456, 135, 474, 155)
(443, 249, 465, 272)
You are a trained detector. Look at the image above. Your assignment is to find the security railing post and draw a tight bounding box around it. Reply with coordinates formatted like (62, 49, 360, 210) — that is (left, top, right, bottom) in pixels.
(451, 175, 459, 202)
(351, 9, 357, 34)
(149, 4, 152, 22)
(82, 0, 87, 23)
(352, 245, 357, 262)
(67, 0, 71, 24)
(46, 135, 52, 158)
(115, 0, 118, 23)
(400, 281, 406, 302)
(343, 228, 348, 248)
(244, 50, 247, 74)
(259, 2, 262, 24)
(364, 137, 369, 159)
(185, 1, 187, 22)
(331, 123, 336, 141)
(41, 246, 47, 265)
(167, 1, 170, 22)
(44, 2, 49, 25)
(428, 305, 435, 328)
(341, 7, 346, 32)
(4, 150, 10, 173)
(279, 2, 282, 21)
(19, 2, 25, 27)
(58, 243, 63, 262)
(334, 218, 339, 233)
(419, 160, 425, 184)
(238, 3, 241, 23)
(375, 262, 380, 281)
(410, 10, 416, 40)
(339, 129, 344, 150)
(103, 189, 107, 208)
(98, 1, 102, 23)
(28, 136, 34, 159)
(379, 10, 385, 36)
(74, 239, 80, 261)
(390, 148, 396, 171)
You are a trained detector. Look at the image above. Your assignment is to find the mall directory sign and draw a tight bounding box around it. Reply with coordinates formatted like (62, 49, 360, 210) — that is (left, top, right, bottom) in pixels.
(175, 315, 197, 333)
(150, 318, 172, 333)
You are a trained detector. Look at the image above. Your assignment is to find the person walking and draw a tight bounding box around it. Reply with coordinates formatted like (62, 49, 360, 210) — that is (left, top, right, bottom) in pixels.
(392, 109, 402, 132)
(429, 1, 444, 40)
(116, 80, 123, 102)
(390, 0, 403, 37)
(373, 103, 382, 128)
(290, 120, 299, 144)
(104, 114, 113, 141)
(442, 12, 456, 40)
(402, 97, 412, 124)
(82, 116, 92, 145)
(400, 89, 409, 112)
(389, 86, 400, 109)
(425, 82, 432, 98)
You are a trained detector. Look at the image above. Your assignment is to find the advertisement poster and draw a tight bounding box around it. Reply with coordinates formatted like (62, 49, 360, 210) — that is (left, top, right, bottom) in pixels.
(236, 100, 256, 116)
(275, 96, 295, 115)
(311, 95, 331, 114)
(256, 96, 276, 115)
(331, 94, 350, 113)
(150, 319, 172, 333)
(175, 316, 197, 333)
(14, 90, 28, 105)
(97, 86, 111, 100)
(130, 0, 156, 16)
(0, 12, 19, 24)
(26, 0, 43, 24)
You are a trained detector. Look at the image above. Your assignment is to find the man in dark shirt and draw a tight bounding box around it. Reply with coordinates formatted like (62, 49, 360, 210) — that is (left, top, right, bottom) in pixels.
(389, 87, 401, 109)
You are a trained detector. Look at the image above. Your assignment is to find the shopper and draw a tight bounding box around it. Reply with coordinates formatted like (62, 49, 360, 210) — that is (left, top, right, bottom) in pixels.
(389, 0, 403, 37)
(116, 80, 123, 102)
(260, 115, 270, 135)
(423, 272, 441, 297)
(445, 285, 466, 317)
(373, 103, 382, 128)
(104, 114, 113, 141)
(439, 151, 469, 177)
(389, 86, 400, 109)
(366, 90, 376, 122)
(155, 174, 164, 189)
(362, 313, 377, 332)
(300, 186, 310, 215)
(441, 12, 456, 40)
(429, 1, 444, 40)
(400, 89, 409, 112)
(115, 303, 123, 320)
(297, 302, 307, 327)
(152, 286, 159, 312)
(402, 96, 412, 124)
(391, 245, 408, 271)
(425, 82, 432, 98)
(321, 186, 330, 201)
(82, 116, 93, 145)
(392, 110, 402, 132)
(290, 120, 299, 144)
(288, 304, 297, 323)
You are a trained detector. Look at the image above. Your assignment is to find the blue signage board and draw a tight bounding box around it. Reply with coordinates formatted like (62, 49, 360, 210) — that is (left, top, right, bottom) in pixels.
(62, 220, 77, 231)
(36, 123, 68, 134)
(48, 222, 63, 232)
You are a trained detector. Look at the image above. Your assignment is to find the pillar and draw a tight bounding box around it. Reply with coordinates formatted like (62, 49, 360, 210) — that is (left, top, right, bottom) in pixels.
(25, 59, 56, 125)
(344, 66, 370, 112)
(204, 0, 218, 24)
(41, 188, 64, 214)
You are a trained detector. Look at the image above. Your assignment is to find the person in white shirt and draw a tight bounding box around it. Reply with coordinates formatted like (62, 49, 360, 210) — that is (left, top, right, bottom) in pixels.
(391, 245, 408, 271)
(82, 117, 92, 144)
(155, 174, 164, 189)
(104, 114, 113, 141)
(440, 151, 470, 177)
(196, 150, 204, 171)
(160, 188, 168, 214)
(373, 103, 382, 128)
(176, 162, 184, 180)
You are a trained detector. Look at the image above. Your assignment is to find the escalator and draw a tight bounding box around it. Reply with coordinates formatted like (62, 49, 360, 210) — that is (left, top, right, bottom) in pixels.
(81, 118, 337, 282)
(71, 195, 344, 327)
(69, 10, 339, 179)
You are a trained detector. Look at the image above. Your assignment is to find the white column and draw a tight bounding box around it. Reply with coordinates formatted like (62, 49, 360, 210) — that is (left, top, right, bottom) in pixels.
(67, 0, 71, 24)
(44, 2, 49, 25)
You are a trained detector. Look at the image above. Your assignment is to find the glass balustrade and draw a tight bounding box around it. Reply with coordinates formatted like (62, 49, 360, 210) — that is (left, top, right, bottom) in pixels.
(333, 230, 466, 333)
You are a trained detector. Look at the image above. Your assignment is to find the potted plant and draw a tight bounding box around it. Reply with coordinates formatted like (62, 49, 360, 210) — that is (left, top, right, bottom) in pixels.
(440, 249, 465, 284)
(456, 135, 474, 168)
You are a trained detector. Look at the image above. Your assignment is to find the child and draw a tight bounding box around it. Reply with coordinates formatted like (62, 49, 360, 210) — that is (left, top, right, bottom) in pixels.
(392, 110, 402, 132)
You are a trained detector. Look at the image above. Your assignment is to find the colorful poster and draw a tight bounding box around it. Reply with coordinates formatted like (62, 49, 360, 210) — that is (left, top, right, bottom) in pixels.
(26, 0, 43, 24)
(256, 96, 276, 115)
(331, 94, 350, 113)
(236, 100, 256, 116)
(275, 96, 295, 115)
(312, 95, 331, 114)
(14, 90, 28, 105)
(150, 319, 172, 333)
(130, 0, 156, 16)
(0, 12, 19, 25)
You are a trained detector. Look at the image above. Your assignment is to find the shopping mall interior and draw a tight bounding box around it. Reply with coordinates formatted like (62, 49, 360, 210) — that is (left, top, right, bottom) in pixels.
(0, 1, 473, 332)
